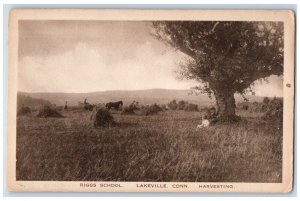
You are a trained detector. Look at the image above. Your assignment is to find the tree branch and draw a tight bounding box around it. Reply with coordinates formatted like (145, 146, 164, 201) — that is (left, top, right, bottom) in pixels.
(176, 45, 196, 59)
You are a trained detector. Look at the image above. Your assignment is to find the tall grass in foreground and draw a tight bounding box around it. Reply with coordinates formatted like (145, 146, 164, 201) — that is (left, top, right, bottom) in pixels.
(16, 110, 282, 182)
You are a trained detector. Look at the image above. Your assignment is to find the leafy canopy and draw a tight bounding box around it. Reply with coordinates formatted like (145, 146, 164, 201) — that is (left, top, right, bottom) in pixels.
(152, 21, 283, 97)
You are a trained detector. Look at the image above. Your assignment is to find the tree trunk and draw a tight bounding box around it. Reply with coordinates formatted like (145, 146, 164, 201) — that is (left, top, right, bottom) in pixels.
(214, 90, 240, 122)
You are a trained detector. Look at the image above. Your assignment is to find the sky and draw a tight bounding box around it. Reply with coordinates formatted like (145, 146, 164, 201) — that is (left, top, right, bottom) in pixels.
(18, 20, 283, 97)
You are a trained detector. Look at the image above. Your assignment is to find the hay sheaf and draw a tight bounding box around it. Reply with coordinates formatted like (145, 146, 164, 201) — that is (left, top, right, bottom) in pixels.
(184, 103, 199, 112)
(237, 97, 283, 121)
(160, 104, 168, 111)
(92, 108, 115, 127)
(167, 100, 199, 112)
(167, 100, 178, 110)
(17, 106, 31, 116)
(37, 106, 63, 118)
(237, 101, 265, 113)
(140, 104, 162, 116)
(121, 106, 135, 115)
(177, 100, 188, 110)
(84, 103, 94, 111)
(262, 98, 283, 121)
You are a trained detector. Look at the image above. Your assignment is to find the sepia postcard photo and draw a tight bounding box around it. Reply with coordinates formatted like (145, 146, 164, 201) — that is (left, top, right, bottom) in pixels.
(6, 9, 295, 192)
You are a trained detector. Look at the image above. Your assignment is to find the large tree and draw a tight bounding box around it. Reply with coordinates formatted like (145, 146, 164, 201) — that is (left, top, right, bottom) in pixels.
(152, 21, 283, 121)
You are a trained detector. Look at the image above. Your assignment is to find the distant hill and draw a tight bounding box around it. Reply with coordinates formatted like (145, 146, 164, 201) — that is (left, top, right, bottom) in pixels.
(18, 89, 265, 107)
(17, 94, 51, 109)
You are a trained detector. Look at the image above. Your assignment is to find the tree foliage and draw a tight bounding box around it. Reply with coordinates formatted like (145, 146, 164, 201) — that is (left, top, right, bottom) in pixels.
(152, 21, 284, 97)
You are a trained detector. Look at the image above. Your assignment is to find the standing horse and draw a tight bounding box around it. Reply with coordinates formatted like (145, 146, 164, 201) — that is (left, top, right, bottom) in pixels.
(106, 101, 123, 110)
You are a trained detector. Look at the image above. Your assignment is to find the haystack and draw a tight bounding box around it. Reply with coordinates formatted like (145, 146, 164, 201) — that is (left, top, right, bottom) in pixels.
(160, 104, 168, 111)
(141, 104, 162, 116)
(17, 106, 31, 116)
(92, 108, 115, 127)
(177, 100, 188, 110)
(167, 100, 177, 110)
(184, 103, 199, 112)
(121, 105, 135, 115)
(152, 104, 163, 112)
(37, 106, 63, 118)
(262, 98, 283, 121)
(84, 103, 94, 111)
(237, 102, 263, 113)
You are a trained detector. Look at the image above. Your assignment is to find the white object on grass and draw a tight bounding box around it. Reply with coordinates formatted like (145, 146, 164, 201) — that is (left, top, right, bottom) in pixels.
(197, 119, 210, 129)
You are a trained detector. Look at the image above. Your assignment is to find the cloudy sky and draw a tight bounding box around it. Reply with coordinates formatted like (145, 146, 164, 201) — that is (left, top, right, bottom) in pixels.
(18, 20, 283, 97)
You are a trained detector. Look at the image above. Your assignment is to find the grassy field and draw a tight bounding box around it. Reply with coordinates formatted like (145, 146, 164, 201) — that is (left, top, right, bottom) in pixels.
(16, 109, 282, 182)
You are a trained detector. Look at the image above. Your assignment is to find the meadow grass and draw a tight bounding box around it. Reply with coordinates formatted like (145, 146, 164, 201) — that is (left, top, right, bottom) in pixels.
(16, 109, 282, 182)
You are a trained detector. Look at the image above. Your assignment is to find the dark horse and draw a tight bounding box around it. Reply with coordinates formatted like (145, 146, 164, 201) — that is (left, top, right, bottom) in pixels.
(106, 101, 123, 110)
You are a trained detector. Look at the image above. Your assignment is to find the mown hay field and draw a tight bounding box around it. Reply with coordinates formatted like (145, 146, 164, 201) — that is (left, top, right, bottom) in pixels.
(16, 109, 282, 182)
